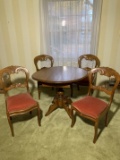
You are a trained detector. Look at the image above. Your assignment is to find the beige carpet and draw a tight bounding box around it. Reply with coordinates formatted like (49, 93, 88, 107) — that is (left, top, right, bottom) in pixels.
(0, 86, 120, 160)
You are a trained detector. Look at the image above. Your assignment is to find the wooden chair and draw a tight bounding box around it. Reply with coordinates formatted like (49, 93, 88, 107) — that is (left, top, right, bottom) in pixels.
(34, 54, 54, 99)
(0, 73, 9, 94)
(77, 54, 100, 88)
(70, 67, 120, 143)
(0, 88, 5, 94)
(34, 54, 54, 72)
(34, 54, 73, 98)
(0, 65, 41, 136)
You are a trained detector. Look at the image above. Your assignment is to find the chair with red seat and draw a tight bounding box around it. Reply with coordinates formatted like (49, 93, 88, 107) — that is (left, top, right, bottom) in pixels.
(0, 65, 41, 136)
(70, 67, 120, 143)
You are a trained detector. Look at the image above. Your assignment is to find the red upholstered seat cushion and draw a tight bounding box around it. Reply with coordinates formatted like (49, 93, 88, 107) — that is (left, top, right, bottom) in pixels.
(7, 93, 37, 113)
(72, 96, 108, 119)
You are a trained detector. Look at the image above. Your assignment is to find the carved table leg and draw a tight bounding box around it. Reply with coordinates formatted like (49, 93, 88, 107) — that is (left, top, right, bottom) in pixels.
(45, 89, 72, 118)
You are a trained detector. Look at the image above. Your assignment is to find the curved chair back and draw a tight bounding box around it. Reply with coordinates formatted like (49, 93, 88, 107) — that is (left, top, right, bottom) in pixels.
(77, 54, 100, 87)
(34, 54, 54, 71)
(78, 54, 100, 71)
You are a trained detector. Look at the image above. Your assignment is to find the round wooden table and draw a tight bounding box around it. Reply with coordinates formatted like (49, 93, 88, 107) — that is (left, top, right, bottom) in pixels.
(32, 66, 87, 118)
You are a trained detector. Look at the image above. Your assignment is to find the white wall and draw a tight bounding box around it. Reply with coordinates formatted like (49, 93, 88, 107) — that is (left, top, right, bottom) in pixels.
(98, 0, 120, 73)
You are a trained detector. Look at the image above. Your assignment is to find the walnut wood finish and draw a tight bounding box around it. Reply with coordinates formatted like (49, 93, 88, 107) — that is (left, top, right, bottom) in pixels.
(34, 54, 73, 97)
(78, 54, 100, 69)
(34, 54, 54, 99)
(71, 67, 120, 143)
(0, 65, 41, 136)
(32, 66, 87, 117)
(0, 87, 5, 94)
(32, 66, 87, 86)
(34, 54, 54, 71)
(77, 54, 100, 87)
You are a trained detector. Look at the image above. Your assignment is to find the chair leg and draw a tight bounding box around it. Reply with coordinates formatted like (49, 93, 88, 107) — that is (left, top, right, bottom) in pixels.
(37, 106, 41, 126)
(38, 84, 41, 99)
(93, 120, 99, 143)
(7, 114, 14, 137)
(77, 84, 79, 90)
(38, 89, 41, 99)
(71, 108, 76, 127)
(52, 87, 54, 90)
(70, 84, 73, 97)
(105, 111, 109, 126)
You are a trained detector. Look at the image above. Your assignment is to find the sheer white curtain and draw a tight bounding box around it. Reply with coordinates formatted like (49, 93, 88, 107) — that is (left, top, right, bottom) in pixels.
(39, 0, 102, 67)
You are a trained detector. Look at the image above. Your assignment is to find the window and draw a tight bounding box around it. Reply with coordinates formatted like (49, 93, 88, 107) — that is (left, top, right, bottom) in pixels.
(40, 0, 102, 66)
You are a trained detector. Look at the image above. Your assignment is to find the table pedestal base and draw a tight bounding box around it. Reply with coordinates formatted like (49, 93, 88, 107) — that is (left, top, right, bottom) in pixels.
(45, 89, 72, 118)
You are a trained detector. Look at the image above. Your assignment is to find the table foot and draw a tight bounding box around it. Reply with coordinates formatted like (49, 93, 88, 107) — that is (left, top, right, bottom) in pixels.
(45, 103, 58, 116)
(45, 90, 72, 118)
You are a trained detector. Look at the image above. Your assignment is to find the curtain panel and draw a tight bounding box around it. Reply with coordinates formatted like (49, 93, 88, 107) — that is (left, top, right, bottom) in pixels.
(39, 0, 102, 67)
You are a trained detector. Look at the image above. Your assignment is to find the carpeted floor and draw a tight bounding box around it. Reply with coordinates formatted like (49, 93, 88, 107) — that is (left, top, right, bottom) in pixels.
(0, 86, 120, 160)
